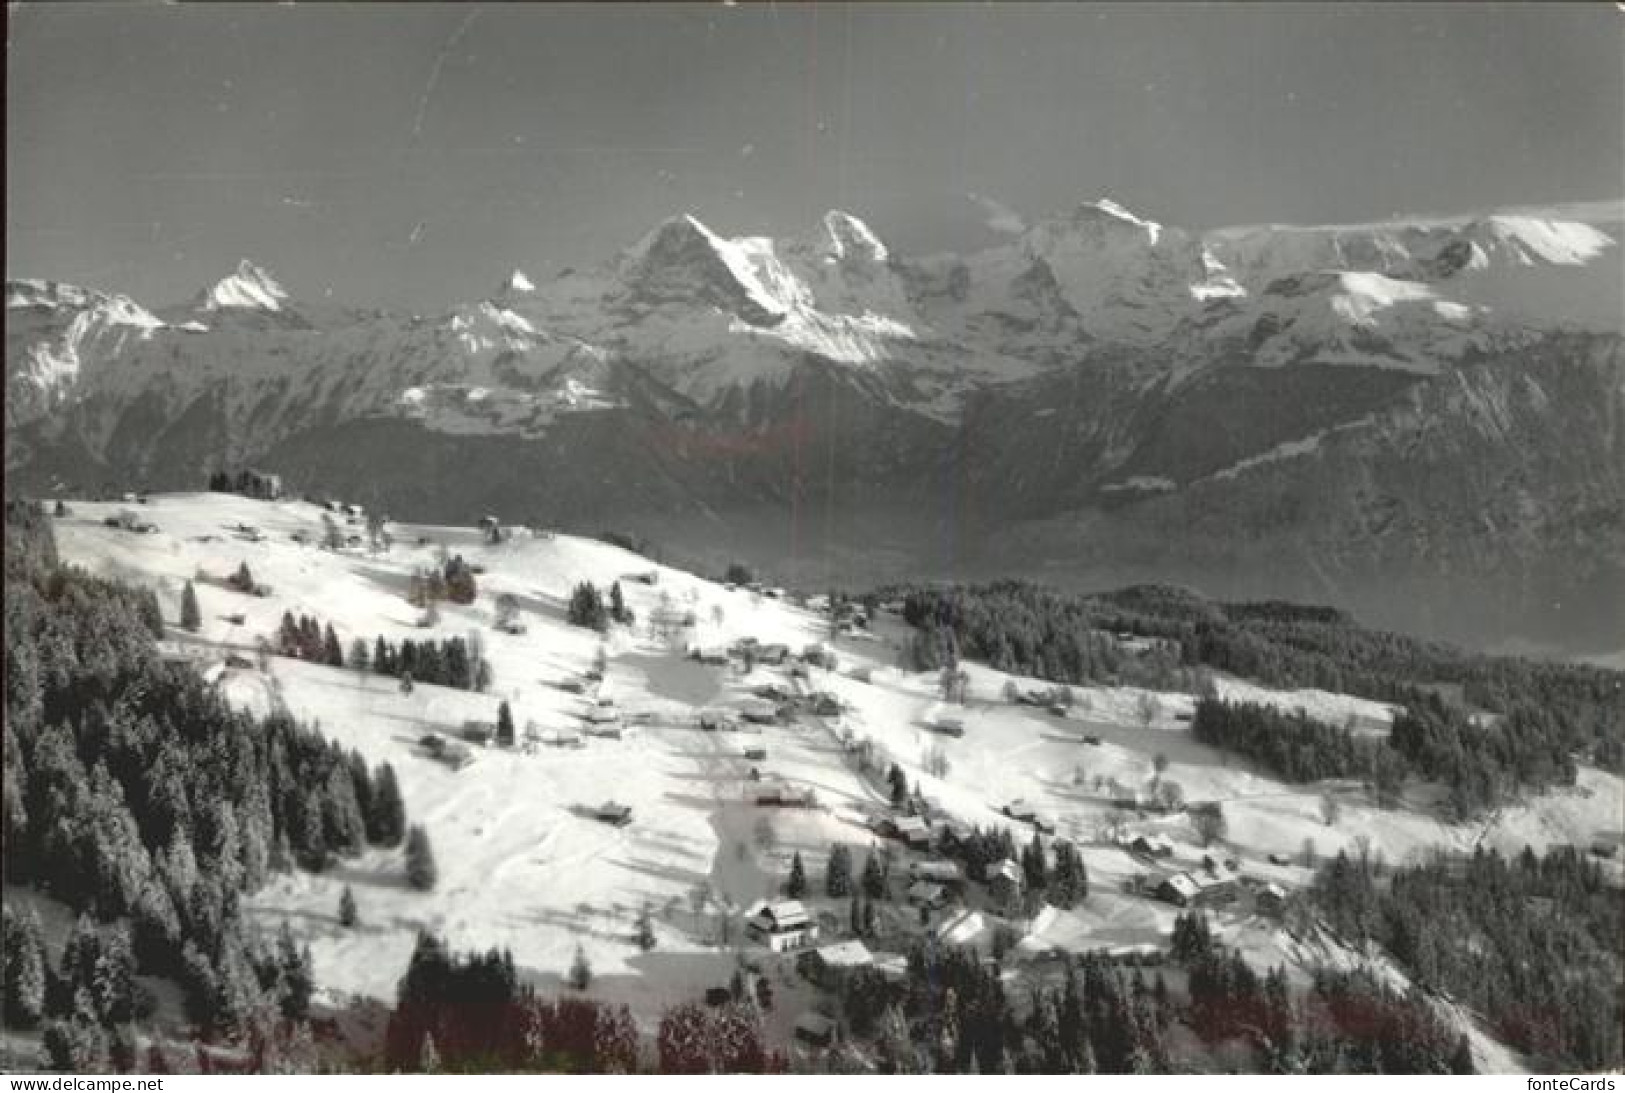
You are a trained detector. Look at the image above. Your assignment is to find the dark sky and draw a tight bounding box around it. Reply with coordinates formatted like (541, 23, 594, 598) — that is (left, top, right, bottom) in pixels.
(8, 2, 1622, 310)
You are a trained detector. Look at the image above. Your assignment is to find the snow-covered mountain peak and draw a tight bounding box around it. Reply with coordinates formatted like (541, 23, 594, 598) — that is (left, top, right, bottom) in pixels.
(821, 210, 889, 263)
(628, 214, 712, 259)
(6, 278, 165, 330)
(94, 294, 167, 331)
(201, 259, 289, 312)
(1019, 197, 1187, 266)
(980, 198, 1220, 344)
(624, 214, 797, 325)
(503, 268, 536, 294)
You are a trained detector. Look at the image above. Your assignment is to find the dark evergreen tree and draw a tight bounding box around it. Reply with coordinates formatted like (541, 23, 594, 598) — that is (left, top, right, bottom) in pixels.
(1, 906, 46, 1028)
(569, 945, 592, 991)
(711, 1002, 770, 1072)
(405, 826, 437, 891)
(323, 624, 344, 668)
(826, 843, 853, 898)
(656, 1002, 712, 1074)
(42, 1007, 110, 1072)
(862, 853, 887, 900)
(179, 581, 201, 632)
(339, 886, 358, 928)
(496, 701, 515, 748)
(441, 555, 478, 604)
(567, 582, 608, 631)
(887, 763, 909, 807)
(1021, 833, 1049, 892)
(1170, 911, 1215, 964)
(275, 923, 313, 1022)
(367, 763, 406, 846)
(1050, 841, 1088, 908)
(786, 852, 807, 899)
(1190, 802, 1228, 845)
(348, 637, 371, 676)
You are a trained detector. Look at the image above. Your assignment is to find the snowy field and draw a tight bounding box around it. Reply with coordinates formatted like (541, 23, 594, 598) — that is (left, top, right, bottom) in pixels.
(52, 492, 1623, 1057)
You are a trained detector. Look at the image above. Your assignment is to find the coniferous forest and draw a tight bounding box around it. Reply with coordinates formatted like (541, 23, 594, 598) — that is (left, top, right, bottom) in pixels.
(1311, 845, 1622, 1071)
(890, 580, 1624, 810)
(2, 501, 405, 1068)
(272, 611, 492, 693)
(361, 926, 1487, 1074)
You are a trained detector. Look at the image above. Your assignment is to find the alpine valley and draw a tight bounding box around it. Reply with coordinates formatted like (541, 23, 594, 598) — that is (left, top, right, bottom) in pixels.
(7, 198, 1623, 652)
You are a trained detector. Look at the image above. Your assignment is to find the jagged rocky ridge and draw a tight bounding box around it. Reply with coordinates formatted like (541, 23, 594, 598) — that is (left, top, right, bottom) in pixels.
(6, 199, 1622, 650)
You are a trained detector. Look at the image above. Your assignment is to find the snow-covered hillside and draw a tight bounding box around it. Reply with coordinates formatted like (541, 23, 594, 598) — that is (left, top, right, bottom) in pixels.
(48, 492, 1621, 1059)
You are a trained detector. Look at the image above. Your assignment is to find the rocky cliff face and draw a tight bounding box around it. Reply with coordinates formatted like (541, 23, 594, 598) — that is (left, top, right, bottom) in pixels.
(7, 200, 1621, 650)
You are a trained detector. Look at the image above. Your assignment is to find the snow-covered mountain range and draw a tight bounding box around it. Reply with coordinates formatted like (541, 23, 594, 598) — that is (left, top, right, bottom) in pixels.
(7, 198, 1622, 649)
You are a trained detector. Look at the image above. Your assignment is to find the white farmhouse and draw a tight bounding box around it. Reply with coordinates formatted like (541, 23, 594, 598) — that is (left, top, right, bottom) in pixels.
(746, 900, 819, 953)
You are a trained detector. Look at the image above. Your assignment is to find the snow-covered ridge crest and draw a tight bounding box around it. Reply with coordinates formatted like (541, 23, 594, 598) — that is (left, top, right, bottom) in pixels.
(1087, 197, 1163, 245)
(1023, 196, 1169, 251)
(1207, 209, 1619, 288)
(202, 259, 289, 312)
(7, 279, 165, 330)
(1462, 215, 1615, 267)
(8, 278, 96, 311)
